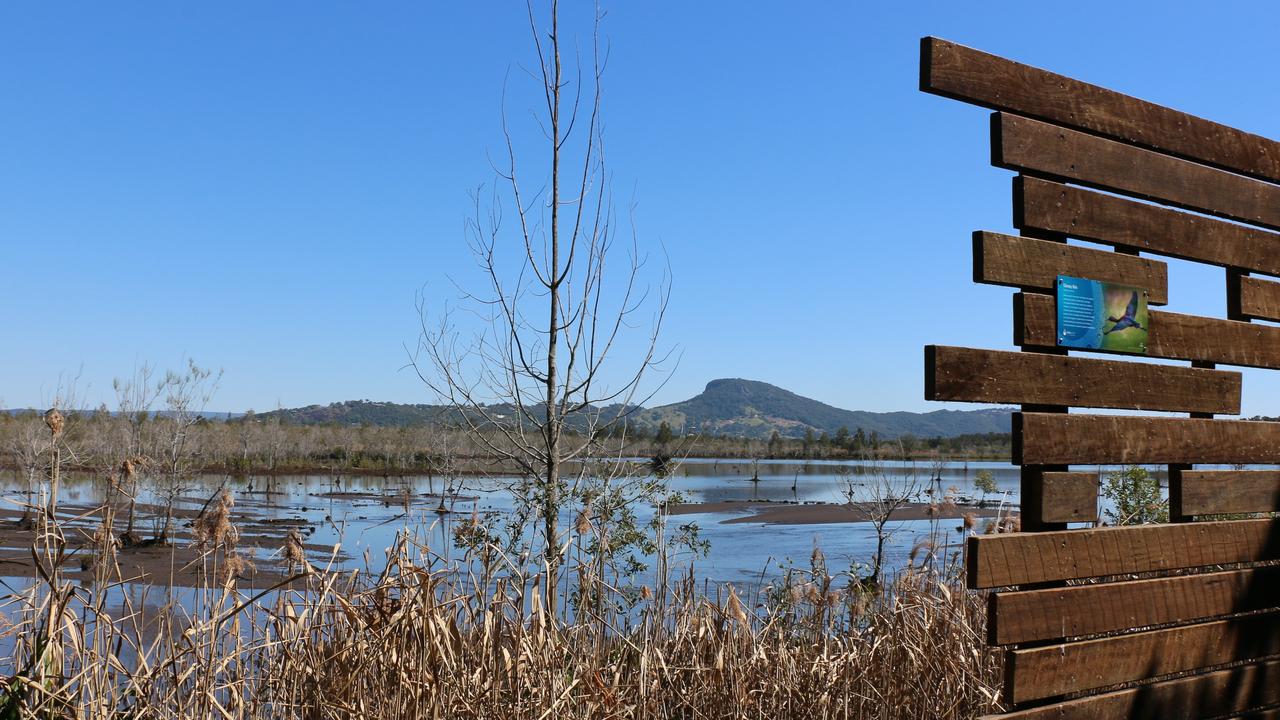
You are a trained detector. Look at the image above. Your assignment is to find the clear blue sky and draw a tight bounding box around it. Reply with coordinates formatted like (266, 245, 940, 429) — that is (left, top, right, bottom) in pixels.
(5, 2, 1280, 415)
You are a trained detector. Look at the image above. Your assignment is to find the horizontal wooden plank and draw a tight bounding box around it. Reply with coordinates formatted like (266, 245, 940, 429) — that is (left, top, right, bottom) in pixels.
(1016, 176, 1280, 276)
(1237, 710, 1280, 720)
(921, 36, 1280, 184)
(984, 656, 1280, 720)
(973, 230, 1168, 304)
(926, 345, 1239, 414)
(1179, 470, 1280, 516)
(1015, 413, 1280, 465)
(994, 113, 1280, 231)
(1235, 274, 1280, 322)
(1016, 292, 1280, 370)
(1039, 472, 1098, 524)
(990, 566, 1280, 645)
(967, 517, 1280, 589)
(1007, 611, 1280, 703)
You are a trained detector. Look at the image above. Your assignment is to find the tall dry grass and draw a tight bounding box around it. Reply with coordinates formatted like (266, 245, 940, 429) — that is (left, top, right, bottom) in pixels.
(0, 410, 1003, 719)
(0, 499, 1003, 720)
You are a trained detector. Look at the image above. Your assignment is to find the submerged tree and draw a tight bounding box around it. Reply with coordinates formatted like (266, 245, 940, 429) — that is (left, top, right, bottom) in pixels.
(841, 452, 923, 589)
(413, 1, 670, 614)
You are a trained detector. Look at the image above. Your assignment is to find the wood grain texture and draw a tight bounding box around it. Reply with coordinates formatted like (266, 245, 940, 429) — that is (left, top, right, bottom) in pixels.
(921, 36, 1280, 183)
(1019, 413, 1280, 465)
(1235, 275, 1280, 322)
(990, 566, 1280, 645)
(973, 230, 1168, 304)
(994, 113, 1280, 231)
(1015, 176, 1280, 276)
(926, 346, 1239, 415)
(982, 657, 1280, 719)
(966, 518, 1280, 589)
(1178, 470, 1280, 516)
(1016, 292, 1280, 370)
(1006, 611, 1280, 703)
(1039, 472, 1098, 524)
(1020, 465, 1070, 533)
(1015, 412, 1280, 465)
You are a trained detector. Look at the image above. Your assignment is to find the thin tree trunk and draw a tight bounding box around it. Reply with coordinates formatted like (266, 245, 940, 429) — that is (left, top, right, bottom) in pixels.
(543, 0, 562, 617)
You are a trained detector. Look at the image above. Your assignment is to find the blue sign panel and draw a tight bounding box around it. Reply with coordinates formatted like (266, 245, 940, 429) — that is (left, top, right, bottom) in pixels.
(1056, 275, 1148, 354)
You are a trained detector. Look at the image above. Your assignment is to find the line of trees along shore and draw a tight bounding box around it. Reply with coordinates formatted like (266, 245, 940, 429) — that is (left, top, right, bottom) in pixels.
(0, 410, 1013, 479)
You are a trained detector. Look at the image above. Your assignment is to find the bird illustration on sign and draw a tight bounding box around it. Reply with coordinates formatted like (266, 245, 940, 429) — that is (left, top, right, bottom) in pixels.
(1104, 291, 1145, 335)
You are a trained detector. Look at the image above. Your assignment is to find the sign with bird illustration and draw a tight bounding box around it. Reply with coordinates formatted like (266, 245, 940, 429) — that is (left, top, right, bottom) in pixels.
(1055, 275, 1149, 354)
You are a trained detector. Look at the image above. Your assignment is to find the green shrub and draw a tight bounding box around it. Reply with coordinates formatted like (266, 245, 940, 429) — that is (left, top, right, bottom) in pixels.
(1102, 465, 1168, 525)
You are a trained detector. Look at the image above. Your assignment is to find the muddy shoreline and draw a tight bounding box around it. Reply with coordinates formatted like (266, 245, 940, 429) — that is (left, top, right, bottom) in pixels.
(0, 452, 1012, 479)
(0, 484, 477, 589)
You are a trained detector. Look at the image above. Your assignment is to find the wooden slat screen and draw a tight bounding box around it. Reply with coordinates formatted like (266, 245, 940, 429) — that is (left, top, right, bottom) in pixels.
(922, 36, 1280, 717)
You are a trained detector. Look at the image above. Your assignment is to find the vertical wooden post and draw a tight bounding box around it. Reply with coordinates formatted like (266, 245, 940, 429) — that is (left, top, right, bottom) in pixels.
(1017, 227, 1070, 531)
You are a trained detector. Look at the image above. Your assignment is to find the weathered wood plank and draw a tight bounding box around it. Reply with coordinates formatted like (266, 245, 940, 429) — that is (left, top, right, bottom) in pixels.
(1019, 465, 1068, 533)
(994, 113, 1280, 231)
(1178, 470, 1280, 516)
(1016, 176, 1280, 276)
(921, 36, 1280, 184)
(967, 517, 1280, 589)
(1006, 611, 1280, 703)
(1234, 274, 1280, 322)
(926, 345, 1239, 414)
(1039, 471, 1098, 524)
(982, 656, 1280, 719)
(973, 230, 1168, 304)
(990, 566, 1280, 645)
(1015, 292, 1280, 370)
(1015, 413, 1280, 465)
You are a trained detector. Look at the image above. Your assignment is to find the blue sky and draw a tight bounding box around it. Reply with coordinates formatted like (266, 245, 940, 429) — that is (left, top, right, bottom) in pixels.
(5, 2, 1280, 415)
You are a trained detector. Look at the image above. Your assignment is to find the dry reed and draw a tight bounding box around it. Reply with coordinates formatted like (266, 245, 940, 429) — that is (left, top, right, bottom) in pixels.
(0, 508, 1003, 719)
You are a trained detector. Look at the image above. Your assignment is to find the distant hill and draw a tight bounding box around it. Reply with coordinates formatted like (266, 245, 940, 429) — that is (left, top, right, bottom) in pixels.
(632, 378, 1011, 439)
(2, 408, 242, 421)
(260, 400, 450, 427)
(254, 380, 1010, 440)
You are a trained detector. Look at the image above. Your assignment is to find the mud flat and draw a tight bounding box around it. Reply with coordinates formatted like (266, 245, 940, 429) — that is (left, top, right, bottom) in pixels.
(666, 500, 1013, 525)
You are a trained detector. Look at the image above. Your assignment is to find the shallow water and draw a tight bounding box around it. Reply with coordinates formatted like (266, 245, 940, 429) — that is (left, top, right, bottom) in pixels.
(7, 457, 1246, 589)
(4, 458, 1018, 588)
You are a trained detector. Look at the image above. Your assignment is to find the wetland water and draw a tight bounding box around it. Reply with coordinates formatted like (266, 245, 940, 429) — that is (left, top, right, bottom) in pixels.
(0, 458, 1026, 590)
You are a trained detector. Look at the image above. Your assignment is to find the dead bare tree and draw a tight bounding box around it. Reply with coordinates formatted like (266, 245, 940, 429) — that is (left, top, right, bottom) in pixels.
(841, 450, 923, 589)
(113, 365, 164, 544)
(8, 413, 48, 529)
(413, 0, 670, 615)
(154, 359, 222, 543)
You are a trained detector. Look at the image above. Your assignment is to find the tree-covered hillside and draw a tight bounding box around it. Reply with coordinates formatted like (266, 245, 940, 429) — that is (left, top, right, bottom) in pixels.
(255, 379, 1010, 440)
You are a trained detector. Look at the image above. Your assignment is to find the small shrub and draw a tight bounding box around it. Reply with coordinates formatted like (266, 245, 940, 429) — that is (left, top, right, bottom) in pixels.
(1102, 465, 1168, 525)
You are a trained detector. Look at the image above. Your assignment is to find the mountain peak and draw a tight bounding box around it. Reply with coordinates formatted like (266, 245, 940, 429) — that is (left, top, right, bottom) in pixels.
(703, 378, 789, 394)
(638, 378, 1009, 439)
